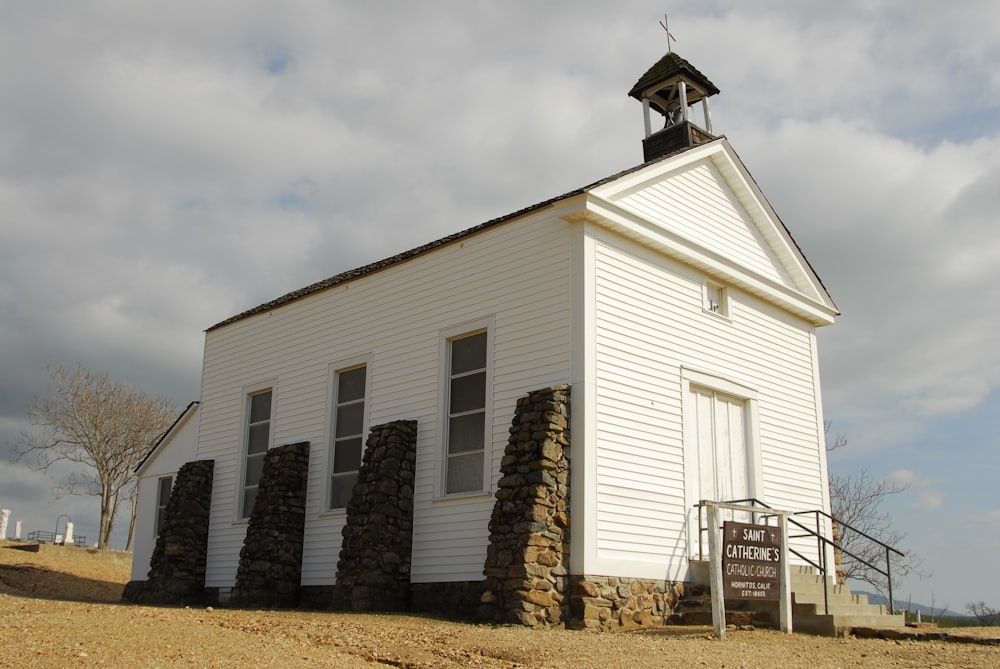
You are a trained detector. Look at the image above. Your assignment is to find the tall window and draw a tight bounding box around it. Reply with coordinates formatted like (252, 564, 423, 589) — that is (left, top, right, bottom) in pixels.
(445, 331, 488, 494)
(155, 476, 172, 537)
(330, 365, 367, 510)
(241, 389, 272, 519)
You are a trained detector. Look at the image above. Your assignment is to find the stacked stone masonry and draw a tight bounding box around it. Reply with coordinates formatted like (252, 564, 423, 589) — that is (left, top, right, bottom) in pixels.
(126, 388, 693, 631)
(122, 459, 215, 605)
(570, 575, 685, 631)
(334, 420, 418, 611)
(411, 581, 484, 619)
(481, 385, 571, 628)
(231, 442, 310, 608)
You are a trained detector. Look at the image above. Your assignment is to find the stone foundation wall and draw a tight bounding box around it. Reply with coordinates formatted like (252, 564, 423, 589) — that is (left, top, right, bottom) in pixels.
(123, 459, 215, 605)
(334, 420, 418, 611)
(570, 575, 684, 631)
(481, 385, 570, 628)
(299, 585, 335, 610)
(123, 385, 698, 630)
(411, 581, 484, 619)
(231, 442, 310, 608)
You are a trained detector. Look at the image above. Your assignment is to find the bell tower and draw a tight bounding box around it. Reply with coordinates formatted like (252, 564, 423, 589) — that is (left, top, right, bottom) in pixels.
(628, 51, 720, 162)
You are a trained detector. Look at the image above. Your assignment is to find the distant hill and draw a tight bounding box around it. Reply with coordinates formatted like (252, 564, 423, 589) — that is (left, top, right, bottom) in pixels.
(857, 591, 970, 619)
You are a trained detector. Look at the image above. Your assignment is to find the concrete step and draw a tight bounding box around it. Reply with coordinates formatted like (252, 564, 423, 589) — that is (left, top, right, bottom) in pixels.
(674, 609, 771, 627)
(793, 600, 889, 618)
(685, 561, 904, 636)
(793, 589, 873, 608)
(794, 612, 907, 636)
(789, 574, 853, 594)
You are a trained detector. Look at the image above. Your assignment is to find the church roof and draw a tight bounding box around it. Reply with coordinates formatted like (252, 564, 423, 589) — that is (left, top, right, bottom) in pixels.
(207, 145, 703, 332)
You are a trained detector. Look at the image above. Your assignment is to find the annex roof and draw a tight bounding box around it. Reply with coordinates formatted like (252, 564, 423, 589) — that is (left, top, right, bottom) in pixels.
(135, 401, 199, 475)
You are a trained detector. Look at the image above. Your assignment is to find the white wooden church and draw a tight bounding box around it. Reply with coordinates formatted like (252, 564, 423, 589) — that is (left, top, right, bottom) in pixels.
(130, 52, 846, 630)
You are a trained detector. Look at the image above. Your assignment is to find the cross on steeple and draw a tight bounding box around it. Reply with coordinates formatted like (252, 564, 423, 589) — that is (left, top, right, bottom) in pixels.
(659, 14, 677, 53)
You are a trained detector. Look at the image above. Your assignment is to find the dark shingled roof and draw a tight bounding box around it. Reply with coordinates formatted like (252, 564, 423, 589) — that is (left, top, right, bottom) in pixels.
(628, 51, 720, 110)
(207, 143, 708, 332)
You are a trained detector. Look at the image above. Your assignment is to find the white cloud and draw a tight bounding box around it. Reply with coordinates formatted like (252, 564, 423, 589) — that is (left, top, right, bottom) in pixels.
(738, 118, 1000, 426)
(886, 469, 944, 513)
(886, 469, 918, 487)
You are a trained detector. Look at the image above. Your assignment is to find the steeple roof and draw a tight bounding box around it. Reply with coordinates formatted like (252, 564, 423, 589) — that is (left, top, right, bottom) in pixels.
(628, 52, 720, 115)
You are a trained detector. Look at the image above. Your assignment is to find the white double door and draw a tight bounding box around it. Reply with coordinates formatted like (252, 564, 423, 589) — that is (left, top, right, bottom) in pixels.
(691, 386, 749, 504)
(687, 386, 752, 556)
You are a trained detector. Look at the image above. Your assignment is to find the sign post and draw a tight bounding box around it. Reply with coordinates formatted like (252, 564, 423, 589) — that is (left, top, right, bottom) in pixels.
(706, 503, 726, 638)
(779, 514, 792, 633)
(704, 501, 794, 637)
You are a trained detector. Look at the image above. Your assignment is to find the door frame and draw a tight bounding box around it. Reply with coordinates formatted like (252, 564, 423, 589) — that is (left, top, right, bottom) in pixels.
(680, 367, 763, 558)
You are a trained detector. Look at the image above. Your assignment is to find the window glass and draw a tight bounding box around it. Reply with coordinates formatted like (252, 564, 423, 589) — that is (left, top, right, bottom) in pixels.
(449, 372, 486, 413)
(333, 436, 363, 473)
(249, 392, 271, 423)
(445, 331, 488, 494)
(450, 332, 487, 374)
(155, 476, 172, 536)
(242, 389, 272, 518)
(157, 477, 172, 503)
(329, 473, 358, 510)
(706, 282, 728, 316)
(447, 452, 484, 494)
(335, 402, 365, 438)
(244, 453, 265, 486)
(247, 423, 270, 454)
(448, 413, 485, 453)
(338, 366, 367, 403)
(330, 365, 367, 510)
(242, 488, 258, 519)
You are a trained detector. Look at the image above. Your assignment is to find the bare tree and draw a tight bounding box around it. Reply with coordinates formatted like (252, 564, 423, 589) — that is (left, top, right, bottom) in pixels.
(825, 424, 925, 602)
(13, 365, 176, 549)
(965, 601, 1000, 625)
(124, 482, 140, 552)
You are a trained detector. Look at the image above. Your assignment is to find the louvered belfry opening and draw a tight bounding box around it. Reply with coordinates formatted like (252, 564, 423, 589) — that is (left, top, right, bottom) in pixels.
(628, 51, 720, 161)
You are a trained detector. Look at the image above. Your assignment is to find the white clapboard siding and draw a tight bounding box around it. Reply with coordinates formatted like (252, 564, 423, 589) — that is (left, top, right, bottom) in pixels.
(197, 214, 573, 587)
(591, 231, 826, 580)
(608, 159, 797, 289)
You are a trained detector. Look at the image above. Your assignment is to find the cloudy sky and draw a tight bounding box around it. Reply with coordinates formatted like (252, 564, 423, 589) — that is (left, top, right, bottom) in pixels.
(1, 2, 997, 609)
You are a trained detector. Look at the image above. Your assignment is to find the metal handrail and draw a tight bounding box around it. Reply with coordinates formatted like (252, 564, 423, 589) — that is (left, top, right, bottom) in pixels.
(696, 497, 773, 560)
(694, 499, 905, 614)
(792, 509, 904, 614)
(25, 530, 88, 546)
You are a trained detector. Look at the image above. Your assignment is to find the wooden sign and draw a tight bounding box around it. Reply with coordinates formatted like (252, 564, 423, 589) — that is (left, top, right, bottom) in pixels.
(722, 521, 781, 600)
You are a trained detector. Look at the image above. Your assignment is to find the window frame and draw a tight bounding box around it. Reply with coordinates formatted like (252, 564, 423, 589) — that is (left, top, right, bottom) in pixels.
(326, 357, 371, 512)
(154, 475, 172, 537)
(704, 280, 730, 318)
(237, 383, 275, 521)
(439, 319, 494, 498)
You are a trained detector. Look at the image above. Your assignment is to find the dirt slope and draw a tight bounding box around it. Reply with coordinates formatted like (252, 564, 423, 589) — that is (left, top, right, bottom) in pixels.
(1, 541, 998, 668)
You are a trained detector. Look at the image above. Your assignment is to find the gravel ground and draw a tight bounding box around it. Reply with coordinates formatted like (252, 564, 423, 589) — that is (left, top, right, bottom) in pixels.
(1, 542, 998, 668)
